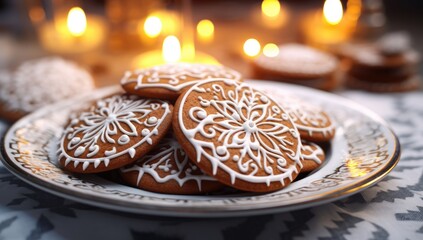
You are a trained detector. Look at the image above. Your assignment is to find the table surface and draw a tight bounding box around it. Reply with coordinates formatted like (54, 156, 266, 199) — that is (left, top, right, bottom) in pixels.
(0, 90, 422, 240)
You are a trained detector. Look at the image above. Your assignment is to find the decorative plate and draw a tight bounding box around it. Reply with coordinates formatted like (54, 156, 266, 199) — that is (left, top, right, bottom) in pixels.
(0, 80, 400, 217)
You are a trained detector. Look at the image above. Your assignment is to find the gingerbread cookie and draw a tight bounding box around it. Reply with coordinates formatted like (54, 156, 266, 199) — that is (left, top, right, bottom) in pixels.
(346, 75, 421, 93)
(347, 44, 420, 69)
(120, 132, 223, 194)
(347, 64, 415, 83)
(300, 141, 325, 173)
(341, 33, 421, 93)
(58, 94, 173, 173)
(252, 44, 340, 91)
(121, 63, 242, 101)
(0, 57, 95, 122)
(173, 79, 302, 192)
(260, 90, 336, 142)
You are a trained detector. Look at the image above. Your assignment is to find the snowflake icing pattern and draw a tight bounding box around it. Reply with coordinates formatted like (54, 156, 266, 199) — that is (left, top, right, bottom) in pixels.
(181, 81, 302, 185)
(59, 94, 169, 170)
(121, 136, 215, 190)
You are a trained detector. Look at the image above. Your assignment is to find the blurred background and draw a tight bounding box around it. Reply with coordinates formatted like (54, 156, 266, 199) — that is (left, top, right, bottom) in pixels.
(0, 0, 421, 88)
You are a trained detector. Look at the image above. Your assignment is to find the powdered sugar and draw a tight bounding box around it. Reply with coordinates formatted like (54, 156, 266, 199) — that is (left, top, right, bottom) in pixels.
(0, 57, 94, 113)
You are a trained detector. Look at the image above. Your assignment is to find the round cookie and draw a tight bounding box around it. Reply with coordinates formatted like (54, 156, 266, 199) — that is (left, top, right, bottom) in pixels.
(300, 141, 325, 173)
(173, 79, 302, 192)
(0, 70, 17, 121)
(253, 43, 339, 80)
(0, 57, 95, 122)
(347, 44, 420, 69)
(260, 90, 336, 142)
(347, 64, 416, 83)
(121, 63, 242, 101)
(120, 132, 223, 194)
(346, 75, 421, 93)
(58, 94, 173, 173)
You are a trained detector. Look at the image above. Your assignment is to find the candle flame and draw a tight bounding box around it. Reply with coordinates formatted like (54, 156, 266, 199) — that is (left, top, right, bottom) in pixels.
(144, 15, 162, 38)
(67, 7, 87, 37)
(163, 35, 181, 63)
(323, 0, 343, 25)
(243, 38, 261, 57)
(261, 0, 281, 18)
(263, 43, 279, 57)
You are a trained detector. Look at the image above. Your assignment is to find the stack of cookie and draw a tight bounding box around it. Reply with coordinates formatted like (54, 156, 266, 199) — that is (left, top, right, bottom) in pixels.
(252, 44, 340, 91)
(58, 63, 336, 194)
(343, 33, 421, 92)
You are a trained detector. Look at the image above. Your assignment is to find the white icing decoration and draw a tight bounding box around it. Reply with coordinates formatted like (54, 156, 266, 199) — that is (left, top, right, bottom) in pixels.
(118, 135, 130, 145)
(0, 57, 94, 113)
(75, 146, 85, 157)
(58, 94, 171, 170)
(260, 89, 336, 137)
(147, 116, 158, 124)
(301, 141, 324, 164)
(141, 129, 150, 136)
(94, 159, 101, 168)
(121, 135, 216, 191)
(178, 79, 302, 186)
(120, 63, 242, 92)
(105, 147, 117, 156)
(128, 148, 136, 159)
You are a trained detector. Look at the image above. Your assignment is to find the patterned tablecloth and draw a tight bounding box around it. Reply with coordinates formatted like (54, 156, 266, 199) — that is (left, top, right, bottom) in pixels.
(0, 91, 422, 240)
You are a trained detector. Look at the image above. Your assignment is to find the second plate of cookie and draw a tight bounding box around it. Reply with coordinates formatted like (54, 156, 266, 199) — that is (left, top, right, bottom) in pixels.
(0, 80, 400, 217)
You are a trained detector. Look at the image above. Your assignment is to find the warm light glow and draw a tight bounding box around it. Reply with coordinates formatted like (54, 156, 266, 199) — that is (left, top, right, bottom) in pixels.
(162, 35, 181, 63)
(263, 43, 279, 57)
(243, 38, 261, 57)
(67, 7, 87, 37)
(261, 0, 281, 18)
(323, 0, 343, 25)
(144, 15, 162, 38)
(197, 19, 214, 41)
(182, 43, 196, 62)
(346, 159, 368, 178)
(132, 50, 219, 69)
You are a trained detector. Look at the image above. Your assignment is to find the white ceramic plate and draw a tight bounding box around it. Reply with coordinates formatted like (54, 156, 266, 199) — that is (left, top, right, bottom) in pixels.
(0, 80, 400, 217)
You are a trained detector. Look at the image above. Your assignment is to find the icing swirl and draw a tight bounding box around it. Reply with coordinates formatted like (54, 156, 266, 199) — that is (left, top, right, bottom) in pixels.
(177, 79, 302, 187)
(58, 94, 171, 171)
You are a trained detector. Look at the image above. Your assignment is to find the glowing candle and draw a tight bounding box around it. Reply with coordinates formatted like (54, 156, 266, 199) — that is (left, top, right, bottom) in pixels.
(197, 19, 214, 43)
(263, 43, 279, 57)
(38, 6, 105, 54)
(243, 38, 261, 58)
(300, 0, 350, 51)
(162, 35, 181, 63)
(261, 0, 280, 18)
(144, 15, 162, 38)
(67, 7, 87, 37)
(132, 35, 218, 69)
(258, 0, 288, 29)
(323, 0, 344, 25)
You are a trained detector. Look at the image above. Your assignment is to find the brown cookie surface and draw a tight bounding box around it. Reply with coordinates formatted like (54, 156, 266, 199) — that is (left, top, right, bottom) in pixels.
(120, 132, 223, 194)
(342, 43, 420, 69)
(300, 141, 325, 173)
(0, 58, 95, 122)
(58, 94, 173, 173)
(261, 90, 336, 142)
(347, 64, 416, 83)
(121, 63, 242, 101)
(173, 79, 302, 192)
(346, 75, 421, 93)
